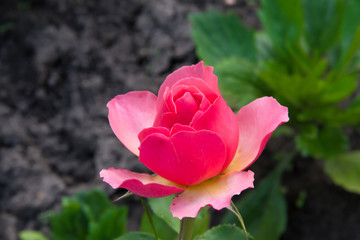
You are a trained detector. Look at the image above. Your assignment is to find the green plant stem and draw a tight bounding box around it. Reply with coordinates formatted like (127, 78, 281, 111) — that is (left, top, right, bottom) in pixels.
(140, 198, 158, 240)
(178, 217, 195, 240)
(229, 201, 248, 240)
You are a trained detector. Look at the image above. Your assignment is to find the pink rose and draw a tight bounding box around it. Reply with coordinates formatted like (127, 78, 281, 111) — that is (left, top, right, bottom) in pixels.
(100, 62, 289, 219)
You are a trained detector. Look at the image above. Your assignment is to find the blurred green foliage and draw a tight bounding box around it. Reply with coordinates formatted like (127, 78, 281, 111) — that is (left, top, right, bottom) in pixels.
(19, 189, 128, 240)
(190, 0, 360, 193)
(19, 231, 48, 240)
(194, 225, 253, 240)
(115, 232, 155, 240)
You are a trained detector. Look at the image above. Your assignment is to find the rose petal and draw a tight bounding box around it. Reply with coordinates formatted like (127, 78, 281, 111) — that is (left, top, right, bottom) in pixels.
(163, 87, 175, 112)
(154, 82, 214, 128)
(170, 170, 254, 219)
(100, 168, 185, 198)
(171, 84, 211, 111)
(192, 96, 239, 171)
(107, 91, 157, 156)
(169, 124, 195, 136)
(174, 92, 199, 125)
(172, 77, 218, 103)
(225, 97, 289, 173)
(157, 62, 220, 111)
(138, 127, 170, 143)
(156, 112, 178, 129)
(139, 130, 226, 186)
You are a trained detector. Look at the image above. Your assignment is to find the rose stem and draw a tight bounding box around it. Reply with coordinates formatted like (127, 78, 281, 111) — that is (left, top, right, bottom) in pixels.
(178, 217, 195, 240)
(140, 197, 159, 240)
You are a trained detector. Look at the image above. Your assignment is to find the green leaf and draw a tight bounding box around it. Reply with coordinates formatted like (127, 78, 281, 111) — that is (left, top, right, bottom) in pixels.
(50, 189, 129, 240)
(341, 0, 360, 54)
(302, 0, 344, 56)
(19, 231, 48, 240)
(324, 151, 360, 194)
(319, 74, 357, 104)
(272, 125, 295, 138)
(214, 57, 265, 108)
(68, 189, 112, 223)
(88, 207, 128, 240)
(190, 10, 256, 65)
(192, 207, 211, 238)
(194, 225, 253, 240)
(260, 67, 321, 107)
(50, 202, 88, 240)
(331, 27, 360, 78)
(255, 31, 274, 62)
(147, 195, 180, 233)
(329, 0, 360, 77)
(146, 196, 210, 239)
(297, 102, 360, 126)
(339, 0, 360, 73)
(295, 125, 349, 159)
(140, 213, 177, 240)
(346, 94, 360, 118)
(223, 165, 287, 240)
(258, 0, 303, 50)
(115, 232, 155, 240)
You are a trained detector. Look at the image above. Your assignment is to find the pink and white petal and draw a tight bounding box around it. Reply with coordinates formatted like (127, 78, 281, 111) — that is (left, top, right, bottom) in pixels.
(157, 62, 220, 110)
(170, 170, 254, 219)
(100, 168, 185, 198)
(225, 97, 289, 173)
(107, 91, 157, 156)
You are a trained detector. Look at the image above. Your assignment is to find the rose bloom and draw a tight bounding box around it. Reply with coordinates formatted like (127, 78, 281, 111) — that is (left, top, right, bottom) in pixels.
(100, 62, 288, 219)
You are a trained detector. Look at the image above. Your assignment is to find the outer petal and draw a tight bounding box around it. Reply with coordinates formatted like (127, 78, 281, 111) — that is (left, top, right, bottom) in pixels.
(192, 96, 239, 171)
(225, 97, 289, 173)
(100, 168, 185, 198)
(157, 62, 220, 111)
(107, 91, 157, 156)
(139, 130, 226, 186)
(170, 170, 254, 219)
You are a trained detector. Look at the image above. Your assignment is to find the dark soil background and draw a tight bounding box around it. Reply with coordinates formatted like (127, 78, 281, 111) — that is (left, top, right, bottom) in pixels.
(1, 0, 360, 240)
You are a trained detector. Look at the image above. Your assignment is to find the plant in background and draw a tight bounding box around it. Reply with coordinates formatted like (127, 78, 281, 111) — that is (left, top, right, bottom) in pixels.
(190, 0, 360, 239)
(19, 189, 128, 240)
(100, 62, 288, 239)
